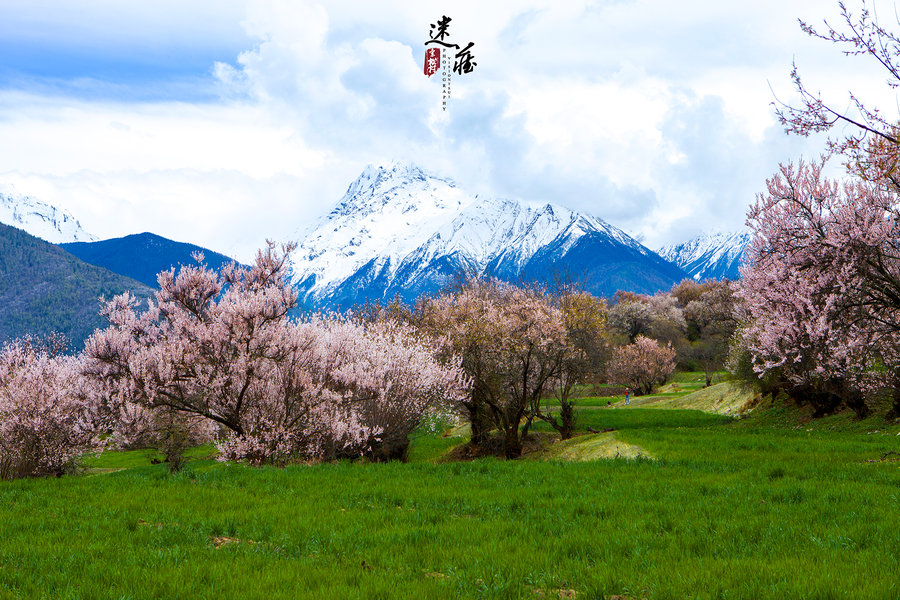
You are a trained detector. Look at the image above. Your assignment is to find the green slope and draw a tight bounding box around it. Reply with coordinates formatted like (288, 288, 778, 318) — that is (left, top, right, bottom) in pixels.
(0, 223, 154, 348)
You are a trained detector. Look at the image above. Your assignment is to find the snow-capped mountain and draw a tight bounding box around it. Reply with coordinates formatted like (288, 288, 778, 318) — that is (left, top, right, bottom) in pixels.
(658, 231, 750, 281)
(0, 185, 96, 243)
(289, 162, 687, 307)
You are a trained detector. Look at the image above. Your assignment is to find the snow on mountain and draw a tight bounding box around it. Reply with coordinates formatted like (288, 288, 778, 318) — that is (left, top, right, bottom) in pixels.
(289, 161, 686, 307)
(0, 184, 96, 243)
(658, 230, 750, 281)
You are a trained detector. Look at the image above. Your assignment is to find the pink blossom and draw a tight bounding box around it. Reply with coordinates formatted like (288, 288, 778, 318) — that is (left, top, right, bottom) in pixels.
(606, 336, 676, 396)
(0, 338, 100, 479)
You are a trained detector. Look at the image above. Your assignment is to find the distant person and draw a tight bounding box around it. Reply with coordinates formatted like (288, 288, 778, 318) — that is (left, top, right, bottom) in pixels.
(624, 388, 630, 405)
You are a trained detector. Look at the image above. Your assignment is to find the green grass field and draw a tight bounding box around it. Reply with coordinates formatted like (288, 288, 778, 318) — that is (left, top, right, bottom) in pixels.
(2, 374, 900, 599)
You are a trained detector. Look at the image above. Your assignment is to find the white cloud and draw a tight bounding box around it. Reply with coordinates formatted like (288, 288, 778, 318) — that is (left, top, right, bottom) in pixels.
(0, 94, 324, 178)
(0, 0, 893, 257)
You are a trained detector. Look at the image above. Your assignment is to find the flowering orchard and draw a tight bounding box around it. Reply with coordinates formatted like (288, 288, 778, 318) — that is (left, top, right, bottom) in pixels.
(0, 242, 470, 478)
(1, 241, 702, 477)
(83, 242, 467, 466)
(418, 279, 626, 457)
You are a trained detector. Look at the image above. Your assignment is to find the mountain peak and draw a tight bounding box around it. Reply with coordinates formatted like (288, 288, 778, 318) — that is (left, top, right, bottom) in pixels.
(379, 160, 429, 180)
(658, 230, 749, 281)
(331, 161, 464, 221)
(341, 161, 452, 204)
(61, 231, 242, 288)
(289, 163, 685, 306)
(0, 185, 96, 244)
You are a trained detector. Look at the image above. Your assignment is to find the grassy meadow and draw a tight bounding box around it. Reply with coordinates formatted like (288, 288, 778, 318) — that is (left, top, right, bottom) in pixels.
(2, 374, 900, 599)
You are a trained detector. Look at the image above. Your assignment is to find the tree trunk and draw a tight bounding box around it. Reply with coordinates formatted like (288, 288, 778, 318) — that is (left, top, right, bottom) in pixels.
(559, 401, 575, 440)
(368, 435, 411, 462)
(503, 425, 522, 459)
(843, 385, 869, 419)
(468, 403, 491, 452)
(890, 384, 900, 421)
(794, 383, 842, 417)
(520, 414, 533, 439)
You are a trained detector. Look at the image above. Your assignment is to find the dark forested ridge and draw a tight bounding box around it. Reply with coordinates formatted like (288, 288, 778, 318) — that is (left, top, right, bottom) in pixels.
(62, 231, 241, 288)
(0, 223, 153, 347)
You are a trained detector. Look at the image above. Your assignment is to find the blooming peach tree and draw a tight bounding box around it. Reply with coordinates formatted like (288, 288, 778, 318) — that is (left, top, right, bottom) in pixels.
(606, 336, 676, 396)
(737, 158, 897, 415)
(776, 1, 900, 187)
(418, 279, 570, 458)
(215, 313, 467, 464)
(541, 290, 610, 439)
(743, 1, 900, 415)
(84, 242, 298, 439)
(0, 336, 100, 479)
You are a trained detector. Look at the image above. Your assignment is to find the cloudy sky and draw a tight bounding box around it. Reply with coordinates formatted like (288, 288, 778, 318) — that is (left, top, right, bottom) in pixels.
(0, 0, 891, 260)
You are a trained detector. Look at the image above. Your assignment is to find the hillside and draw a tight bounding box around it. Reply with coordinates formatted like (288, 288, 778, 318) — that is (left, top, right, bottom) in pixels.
(0, 223, 153, 347)
(624, 381, 757, 416)
(62, 232, 241, 288)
